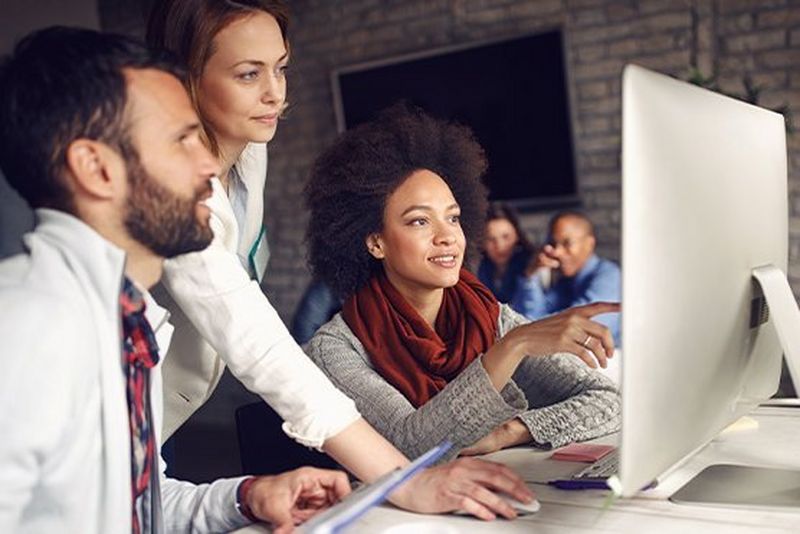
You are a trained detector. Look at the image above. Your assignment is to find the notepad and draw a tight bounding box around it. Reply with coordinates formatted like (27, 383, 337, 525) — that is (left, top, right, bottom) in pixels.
(551, 443, 615, 463)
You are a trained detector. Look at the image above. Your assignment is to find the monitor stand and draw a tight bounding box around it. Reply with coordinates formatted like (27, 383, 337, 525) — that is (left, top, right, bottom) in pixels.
(752, 264, 800, 393)
(668, 265, 800, 510)
(670, 464, 800, 510)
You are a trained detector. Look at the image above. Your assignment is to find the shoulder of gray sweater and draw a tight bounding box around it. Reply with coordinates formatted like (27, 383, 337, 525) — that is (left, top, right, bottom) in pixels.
(305, 312, 374, 368)
(310, 304, 533, 362)
(315, 304, 522, 351)
(497, 303, 531, 337)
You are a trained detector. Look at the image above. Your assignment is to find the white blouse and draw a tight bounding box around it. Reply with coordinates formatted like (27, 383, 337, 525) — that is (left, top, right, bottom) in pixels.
(154, 142, 359, 448)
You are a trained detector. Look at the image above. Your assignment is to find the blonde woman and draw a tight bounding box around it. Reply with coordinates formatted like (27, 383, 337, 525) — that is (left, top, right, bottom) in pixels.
(146, 0, 533, 523)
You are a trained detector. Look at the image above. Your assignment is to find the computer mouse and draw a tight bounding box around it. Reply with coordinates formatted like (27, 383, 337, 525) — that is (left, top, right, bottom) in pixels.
(453, 495, 541, 517)
(505, 496, 541, 516)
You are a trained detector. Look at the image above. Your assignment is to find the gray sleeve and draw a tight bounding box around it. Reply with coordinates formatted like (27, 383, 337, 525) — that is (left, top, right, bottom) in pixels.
(512, 354, 620, 448)
(305, 316, 525, 459)
(499, 305, 621, 448)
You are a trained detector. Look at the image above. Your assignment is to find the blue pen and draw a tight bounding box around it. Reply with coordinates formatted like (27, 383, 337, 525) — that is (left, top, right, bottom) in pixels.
(548, 478, 611, 490)
(548, 478, 657, 491)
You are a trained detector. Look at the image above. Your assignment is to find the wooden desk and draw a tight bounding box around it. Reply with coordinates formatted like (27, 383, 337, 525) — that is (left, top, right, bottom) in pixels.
(235, 406, 800, 533)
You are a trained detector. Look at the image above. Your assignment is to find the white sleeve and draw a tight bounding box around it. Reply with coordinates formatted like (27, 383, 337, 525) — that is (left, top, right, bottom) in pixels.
(159, 472, 250, 534)
(150, 343, 251, 534)
(161, 189, 360, 449)
(0, 297, 80, 530)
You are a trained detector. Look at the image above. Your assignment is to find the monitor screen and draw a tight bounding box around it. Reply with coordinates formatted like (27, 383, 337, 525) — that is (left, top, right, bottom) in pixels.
(332, 30, 578, 210)
(617, 64, 788, 497)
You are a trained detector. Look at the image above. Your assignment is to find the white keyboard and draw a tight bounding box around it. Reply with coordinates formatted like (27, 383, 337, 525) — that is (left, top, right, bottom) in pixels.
(571, 450, 619, 480)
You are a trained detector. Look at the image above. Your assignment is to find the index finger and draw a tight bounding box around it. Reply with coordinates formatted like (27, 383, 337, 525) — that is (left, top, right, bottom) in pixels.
(462, 459, 534, 503)
(571, 301, 620, 318)
(322, 471, 352, 500)
(463, 483, 516, 520)
(303, 469, 351, 500)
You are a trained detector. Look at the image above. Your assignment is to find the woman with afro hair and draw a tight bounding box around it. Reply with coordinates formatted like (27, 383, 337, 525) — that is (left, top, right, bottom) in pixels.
(303, 104, 621, 459)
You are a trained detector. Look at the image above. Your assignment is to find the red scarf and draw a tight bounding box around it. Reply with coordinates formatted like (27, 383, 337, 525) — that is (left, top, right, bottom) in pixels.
(342, 269, 499, 408)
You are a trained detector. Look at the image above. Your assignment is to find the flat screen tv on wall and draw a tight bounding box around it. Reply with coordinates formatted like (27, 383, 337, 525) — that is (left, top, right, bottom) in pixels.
(332, 29, 578, 211)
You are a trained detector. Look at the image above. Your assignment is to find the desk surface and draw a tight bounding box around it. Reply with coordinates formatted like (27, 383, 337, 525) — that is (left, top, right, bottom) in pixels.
(236, 405, 800, 533)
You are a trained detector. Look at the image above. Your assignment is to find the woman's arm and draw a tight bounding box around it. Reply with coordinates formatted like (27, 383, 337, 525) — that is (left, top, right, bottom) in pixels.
(513, 354, 620, 447)
(481, 300, 620, 388)
(305, 315, 526, 459)
(160, 181, 361, 448)
(500, 305, 621, 448)
(321, 417, 533, 520)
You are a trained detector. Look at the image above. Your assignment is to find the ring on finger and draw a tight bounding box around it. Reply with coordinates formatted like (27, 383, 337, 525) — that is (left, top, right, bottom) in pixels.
(582, 335, 592, 348)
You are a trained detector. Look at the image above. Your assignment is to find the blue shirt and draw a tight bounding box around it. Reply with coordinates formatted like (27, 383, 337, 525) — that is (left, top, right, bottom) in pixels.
(476, 249, 532, 304)
(291, 279, 342, 345)
(511, 254, 621, 346)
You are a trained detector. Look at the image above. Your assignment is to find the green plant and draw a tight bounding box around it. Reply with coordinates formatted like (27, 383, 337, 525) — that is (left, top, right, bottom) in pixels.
(684, 67, 794, 134)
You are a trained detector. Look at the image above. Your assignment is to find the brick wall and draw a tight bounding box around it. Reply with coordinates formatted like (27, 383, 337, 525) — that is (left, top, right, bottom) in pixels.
(100, 0, 800, 321)
(90, 0, 800, 482)
(253, 0, 799, 321)
(713, 0, 800, 286)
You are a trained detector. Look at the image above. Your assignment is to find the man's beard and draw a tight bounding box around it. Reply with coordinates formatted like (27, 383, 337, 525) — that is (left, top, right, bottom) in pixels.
(123, 148, 214, 258)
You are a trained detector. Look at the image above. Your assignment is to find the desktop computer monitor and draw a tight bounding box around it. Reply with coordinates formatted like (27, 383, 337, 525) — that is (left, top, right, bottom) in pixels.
(617, 64, 790, 498)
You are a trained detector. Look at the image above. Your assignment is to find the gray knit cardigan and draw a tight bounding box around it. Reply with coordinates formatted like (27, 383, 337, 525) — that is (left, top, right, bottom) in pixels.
(305, 304, 620, 459)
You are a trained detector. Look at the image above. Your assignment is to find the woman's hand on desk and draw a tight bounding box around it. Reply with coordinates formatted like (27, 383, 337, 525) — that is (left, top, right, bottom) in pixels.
(388, 457, 535, 521)
(245, 467, 351, 533)
(460, 419, 531, 456)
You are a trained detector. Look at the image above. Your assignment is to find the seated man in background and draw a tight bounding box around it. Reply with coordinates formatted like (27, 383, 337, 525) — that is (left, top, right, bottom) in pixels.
(0, 27, 349, 533)
(512, 211, 621, 345)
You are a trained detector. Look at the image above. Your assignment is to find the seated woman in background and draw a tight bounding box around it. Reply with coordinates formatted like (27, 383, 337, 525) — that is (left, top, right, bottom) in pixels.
(304, 105, 621, 459)
(477, 202, 534, 304)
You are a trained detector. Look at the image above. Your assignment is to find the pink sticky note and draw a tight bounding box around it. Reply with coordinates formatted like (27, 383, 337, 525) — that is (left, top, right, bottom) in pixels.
(551, 443, 615, 463)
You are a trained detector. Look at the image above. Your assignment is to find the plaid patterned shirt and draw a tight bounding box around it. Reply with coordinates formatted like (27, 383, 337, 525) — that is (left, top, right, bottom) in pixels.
(120, 278, 160, 534)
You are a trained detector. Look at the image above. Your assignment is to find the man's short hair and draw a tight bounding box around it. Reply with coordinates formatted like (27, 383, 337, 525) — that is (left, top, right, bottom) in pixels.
(548, 210, 596, 238)
(0, 26, 184, 212)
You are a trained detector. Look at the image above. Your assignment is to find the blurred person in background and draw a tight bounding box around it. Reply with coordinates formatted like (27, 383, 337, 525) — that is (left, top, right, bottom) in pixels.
(477, 202, 535, 305)
(512, 210, 621, 346)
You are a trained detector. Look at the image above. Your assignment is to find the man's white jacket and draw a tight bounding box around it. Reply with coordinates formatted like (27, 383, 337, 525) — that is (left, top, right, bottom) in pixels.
(0, 210, 249, 533)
